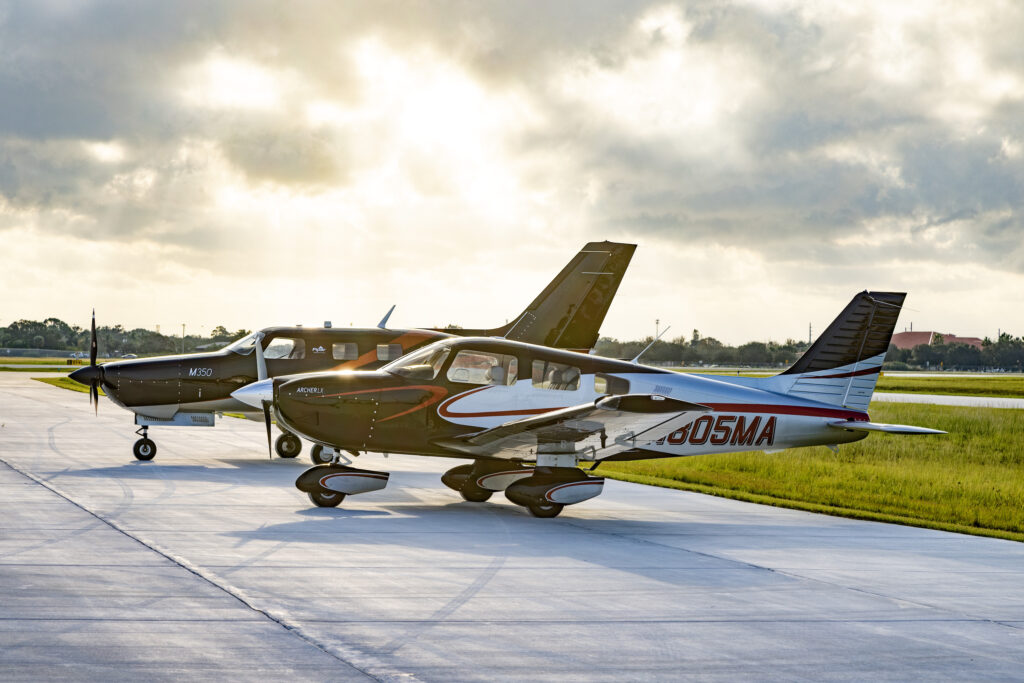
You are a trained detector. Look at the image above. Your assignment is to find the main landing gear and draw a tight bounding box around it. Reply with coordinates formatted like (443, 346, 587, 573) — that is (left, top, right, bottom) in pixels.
(274, 431, 302, 458)
(133, 426, 157, 461)
(442, 459, 606, 518)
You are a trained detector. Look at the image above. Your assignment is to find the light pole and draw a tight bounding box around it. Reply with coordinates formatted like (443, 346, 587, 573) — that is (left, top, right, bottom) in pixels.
(181, 324, 185, 354)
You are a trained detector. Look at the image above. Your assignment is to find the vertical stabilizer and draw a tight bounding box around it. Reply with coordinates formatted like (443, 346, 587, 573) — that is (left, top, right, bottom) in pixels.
(772, 291, 905, 411)
(441, 241, 636, 351)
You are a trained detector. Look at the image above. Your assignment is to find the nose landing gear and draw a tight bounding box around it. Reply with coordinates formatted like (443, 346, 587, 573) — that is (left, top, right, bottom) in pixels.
(274, 431, 302, 458)
(133, 426, 157, 461)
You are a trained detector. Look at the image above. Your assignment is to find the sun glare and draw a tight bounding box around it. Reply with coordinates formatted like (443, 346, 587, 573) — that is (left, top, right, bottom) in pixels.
(181, 54, 286, 111)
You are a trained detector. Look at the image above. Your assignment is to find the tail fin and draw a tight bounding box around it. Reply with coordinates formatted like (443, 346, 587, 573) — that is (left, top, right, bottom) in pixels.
(443, 241, 636, 351)
(774, 291, 905, 411)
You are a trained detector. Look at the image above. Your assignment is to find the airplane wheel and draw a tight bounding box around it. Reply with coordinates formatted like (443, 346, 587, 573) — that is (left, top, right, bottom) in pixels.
(460, 483, 493, 502)
(133, 438, 157, 461)
(527, 501, 563, 518)
(308, 490, 345, 508)
(275, 433, 302, 458)
(310, 444, 333, 465)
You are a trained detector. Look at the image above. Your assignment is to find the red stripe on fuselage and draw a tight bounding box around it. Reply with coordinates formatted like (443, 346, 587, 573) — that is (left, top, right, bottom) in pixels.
(703, 403, 867, 421)
(437, 387, 867, 422)
(804, 366, 882, 380)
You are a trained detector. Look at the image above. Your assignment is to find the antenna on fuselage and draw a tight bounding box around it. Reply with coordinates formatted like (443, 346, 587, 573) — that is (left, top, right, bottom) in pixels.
(631, 325, 671, 364)
(377, 305, 396, 329)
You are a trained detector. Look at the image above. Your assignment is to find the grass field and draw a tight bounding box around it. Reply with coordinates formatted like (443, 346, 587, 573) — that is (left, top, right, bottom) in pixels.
(32, 376, 104, 395)
(875, 376, 1024, 398)
(598, 402, 1024, 542)
(1, 366, 76, 373)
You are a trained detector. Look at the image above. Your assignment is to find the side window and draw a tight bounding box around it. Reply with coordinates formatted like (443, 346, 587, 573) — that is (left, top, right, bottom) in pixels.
(332, 342, 358, 360)
(532, 359, 581, 391)
(264, 337, 305, 360)
(447, 350, 519, 385)
(377, 343, 403, 362)
(595, 373, 630, 395)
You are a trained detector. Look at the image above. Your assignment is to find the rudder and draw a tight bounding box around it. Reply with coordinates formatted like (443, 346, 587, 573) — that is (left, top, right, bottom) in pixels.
(773, 291, 905, 411)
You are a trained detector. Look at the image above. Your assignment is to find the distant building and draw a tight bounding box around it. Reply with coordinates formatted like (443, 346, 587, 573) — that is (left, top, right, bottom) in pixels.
(890, 331, 984, 350)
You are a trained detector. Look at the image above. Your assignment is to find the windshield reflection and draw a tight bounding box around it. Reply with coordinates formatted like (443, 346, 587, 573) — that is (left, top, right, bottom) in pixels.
(225, 332, 259, 356)
(384, 344, 451, 379)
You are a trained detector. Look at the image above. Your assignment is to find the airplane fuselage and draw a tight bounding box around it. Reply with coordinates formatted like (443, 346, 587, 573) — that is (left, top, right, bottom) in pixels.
(84, 327, 447, 420)
(268, 337, 868, 463)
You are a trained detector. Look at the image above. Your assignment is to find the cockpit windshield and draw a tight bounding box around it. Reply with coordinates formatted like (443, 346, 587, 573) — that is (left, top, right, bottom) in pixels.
(384, 344, 451, 380)
(225, 332, 259, 356)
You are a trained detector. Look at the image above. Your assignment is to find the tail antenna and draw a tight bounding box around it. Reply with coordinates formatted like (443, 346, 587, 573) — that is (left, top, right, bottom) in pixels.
(631, 325, 671, 364)
(377, 305, 396, 330)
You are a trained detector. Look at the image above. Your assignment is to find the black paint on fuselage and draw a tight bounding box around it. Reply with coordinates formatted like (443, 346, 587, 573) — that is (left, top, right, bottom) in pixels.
(273, 337, 663, 458)
(95, 327, 448, 412)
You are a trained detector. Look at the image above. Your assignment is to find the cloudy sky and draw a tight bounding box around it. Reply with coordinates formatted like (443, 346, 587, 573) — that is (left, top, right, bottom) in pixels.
(2, 0, 1022, 344)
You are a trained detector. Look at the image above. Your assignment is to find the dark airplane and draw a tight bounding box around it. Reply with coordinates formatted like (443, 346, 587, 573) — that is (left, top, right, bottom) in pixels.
(232, 291, 943, 518)
(68, 242, 635, 462)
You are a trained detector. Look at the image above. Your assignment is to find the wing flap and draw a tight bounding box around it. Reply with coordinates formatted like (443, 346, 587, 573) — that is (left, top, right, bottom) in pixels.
(434, 394, 710, 460)
(828, 420, 946, 435)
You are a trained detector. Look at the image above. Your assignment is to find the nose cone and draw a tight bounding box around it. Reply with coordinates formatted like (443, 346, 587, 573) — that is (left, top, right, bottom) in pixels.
(232, 378, 274, 408)
(68, 365, 101, 386)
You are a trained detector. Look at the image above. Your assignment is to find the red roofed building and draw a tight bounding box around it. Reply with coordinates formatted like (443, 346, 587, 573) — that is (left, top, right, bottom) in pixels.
(891, 331, 984, 350)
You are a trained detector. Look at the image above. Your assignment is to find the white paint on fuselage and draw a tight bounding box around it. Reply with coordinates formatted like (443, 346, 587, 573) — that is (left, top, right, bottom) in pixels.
(437, 369, 869, 459)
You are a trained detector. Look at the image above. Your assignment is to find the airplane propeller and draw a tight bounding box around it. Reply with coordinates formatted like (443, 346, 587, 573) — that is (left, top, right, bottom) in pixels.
(68, 309, 103, 414)
(254, 331, 272, 459)
(262, 400, 273, 460)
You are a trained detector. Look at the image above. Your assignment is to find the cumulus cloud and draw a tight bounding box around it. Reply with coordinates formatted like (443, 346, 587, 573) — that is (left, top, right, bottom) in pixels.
(0, 0, 1022, 340)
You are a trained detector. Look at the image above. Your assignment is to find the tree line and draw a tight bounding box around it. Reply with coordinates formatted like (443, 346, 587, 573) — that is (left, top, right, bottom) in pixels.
(594, 330, 811, 367)
(3, 318, 1022, 370)
(0, 318, 250, 356)
(595, 329, 1024, 371)
(884, 333, 1024, 371)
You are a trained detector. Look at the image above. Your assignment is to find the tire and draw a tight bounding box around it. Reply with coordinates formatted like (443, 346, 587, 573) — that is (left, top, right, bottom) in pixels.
(275, 433, 302, 458)
(460, 482, 493, 502)
(133, 438, 157, 461)
(310, 444, 333, 465)
(527, 501, 563, 518)
(308, 490, 345, 508)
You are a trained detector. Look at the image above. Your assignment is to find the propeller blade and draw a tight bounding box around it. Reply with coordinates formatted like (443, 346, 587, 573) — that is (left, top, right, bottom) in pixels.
(255, 331, 267, 381)
(262, 400, 273, 459)
(90, 382, 99, 416)
(89, 309, 97, 368)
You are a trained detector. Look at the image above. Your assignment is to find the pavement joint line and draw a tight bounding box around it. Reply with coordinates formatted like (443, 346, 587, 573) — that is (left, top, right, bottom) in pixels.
(0, 456, 414, 683)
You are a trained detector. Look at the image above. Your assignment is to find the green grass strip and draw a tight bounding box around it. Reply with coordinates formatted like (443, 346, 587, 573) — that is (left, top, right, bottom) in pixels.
(875, 376, 1024, 398)
(599, 402, 1024, 543)
(32, 376, 104, 394)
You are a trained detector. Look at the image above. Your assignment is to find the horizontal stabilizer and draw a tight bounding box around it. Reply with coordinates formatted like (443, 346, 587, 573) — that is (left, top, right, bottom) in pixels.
(828, 420, 946, 435)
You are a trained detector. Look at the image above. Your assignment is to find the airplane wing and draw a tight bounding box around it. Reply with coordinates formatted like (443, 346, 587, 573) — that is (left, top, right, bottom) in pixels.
(433, 394, 711, 460)
(828, 420, 946, 435)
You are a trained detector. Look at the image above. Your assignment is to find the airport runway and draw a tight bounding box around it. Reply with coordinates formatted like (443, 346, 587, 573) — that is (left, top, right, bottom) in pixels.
(2, 374, 1024, 681)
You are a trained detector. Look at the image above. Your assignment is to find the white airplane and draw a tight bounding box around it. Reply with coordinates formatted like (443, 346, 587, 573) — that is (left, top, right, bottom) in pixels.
(234, 291, 944, 518)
